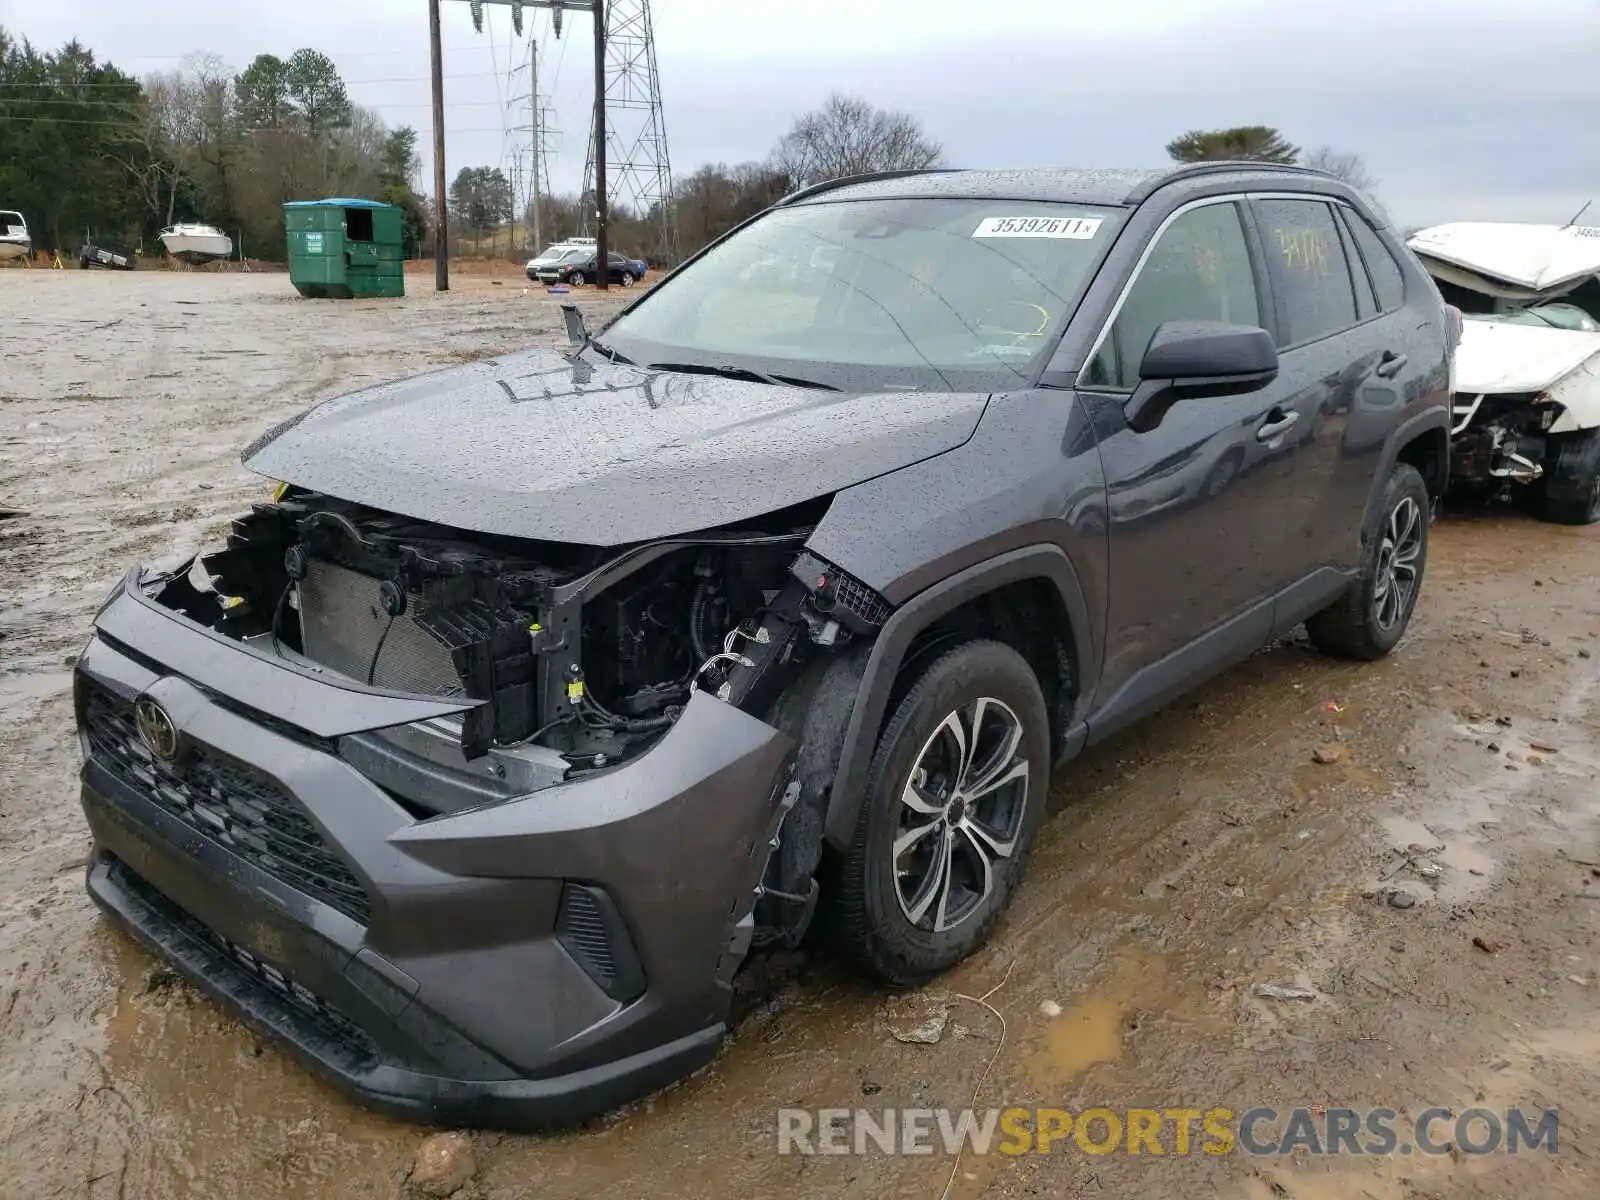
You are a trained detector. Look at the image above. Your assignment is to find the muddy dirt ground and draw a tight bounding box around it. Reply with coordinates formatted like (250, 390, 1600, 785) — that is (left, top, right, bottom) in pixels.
(2, 272, 1598, 1200)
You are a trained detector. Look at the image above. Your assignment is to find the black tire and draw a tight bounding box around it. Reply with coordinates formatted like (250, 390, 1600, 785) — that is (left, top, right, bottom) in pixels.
(568, 270, 586, 286)
(1534, 430, 1600, 525)
(831, 639, 1049, 985)
(620, 272, 634, 288)
(1306, 462, 1429, 660)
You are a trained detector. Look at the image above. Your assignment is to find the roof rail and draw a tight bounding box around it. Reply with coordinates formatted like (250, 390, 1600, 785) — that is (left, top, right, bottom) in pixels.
(775, 167, 960, 207)
(1124, 160, 1333, 203)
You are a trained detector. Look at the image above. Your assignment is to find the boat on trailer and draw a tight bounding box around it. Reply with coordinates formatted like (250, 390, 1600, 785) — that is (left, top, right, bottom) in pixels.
(159, 223, 233, 265)
(0, 210, 30, 262)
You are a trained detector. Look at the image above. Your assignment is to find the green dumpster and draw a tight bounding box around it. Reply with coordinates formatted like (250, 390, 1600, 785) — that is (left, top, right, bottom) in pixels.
(284, 198, 405, 299)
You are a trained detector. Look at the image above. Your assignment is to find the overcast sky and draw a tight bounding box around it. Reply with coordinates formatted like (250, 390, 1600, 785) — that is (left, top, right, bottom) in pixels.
(8, 0, 1598, 229)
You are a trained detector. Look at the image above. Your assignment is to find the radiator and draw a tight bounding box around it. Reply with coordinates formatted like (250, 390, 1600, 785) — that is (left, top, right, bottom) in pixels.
(297, 560, 463, 696)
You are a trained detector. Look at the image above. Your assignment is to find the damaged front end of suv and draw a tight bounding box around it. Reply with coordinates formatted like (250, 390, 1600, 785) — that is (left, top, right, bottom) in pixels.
(74, 344, 969, 1129)
(75, 175, 1135, 1128)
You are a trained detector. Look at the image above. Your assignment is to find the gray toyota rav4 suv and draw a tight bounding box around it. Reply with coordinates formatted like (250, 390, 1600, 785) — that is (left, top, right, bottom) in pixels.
(75, 162, 1454, 1128)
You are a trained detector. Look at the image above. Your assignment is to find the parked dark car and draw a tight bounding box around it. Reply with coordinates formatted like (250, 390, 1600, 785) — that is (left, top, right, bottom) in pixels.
(533, 248, 638, 287)
(74, 163, 1453, 1131)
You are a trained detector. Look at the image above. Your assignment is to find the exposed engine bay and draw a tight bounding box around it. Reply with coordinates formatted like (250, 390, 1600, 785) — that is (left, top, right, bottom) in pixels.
(1449, 390, 1557, 486)
(147, 489, 889, 781)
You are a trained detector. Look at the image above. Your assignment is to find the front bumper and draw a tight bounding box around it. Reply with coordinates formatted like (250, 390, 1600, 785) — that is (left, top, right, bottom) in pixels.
(76, 575, 795, 1129)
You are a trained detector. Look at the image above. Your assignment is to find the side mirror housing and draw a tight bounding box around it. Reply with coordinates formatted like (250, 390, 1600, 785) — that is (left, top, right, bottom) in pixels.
(1126, 320, 1279, 430)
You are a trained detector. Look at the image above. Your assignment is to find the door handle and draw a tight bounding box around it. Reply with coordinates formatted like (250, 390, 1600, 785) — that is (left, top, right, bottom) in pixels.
(1256, 409, 1299, 442)
(1375, 351, 1408, 379)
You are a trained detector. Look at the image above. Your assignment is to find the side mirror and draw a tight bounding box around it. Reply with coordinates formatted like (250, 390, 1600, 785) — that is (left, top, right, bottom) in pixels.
(1126, 320, 1279, 430)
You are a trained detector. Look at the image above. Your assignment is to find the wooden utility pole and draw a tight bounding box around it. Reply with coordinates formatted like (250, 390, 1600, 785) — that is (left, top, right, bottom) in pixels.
(429, 0, 449, 291)
(592, 0, 608, 290)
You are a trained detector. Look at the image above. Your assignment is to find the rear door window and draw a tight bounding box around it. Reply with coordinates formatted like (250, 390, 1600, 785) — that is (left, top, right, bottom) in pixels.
(1085, 201, 1262, 389)
(1255, 198, 1359, 347)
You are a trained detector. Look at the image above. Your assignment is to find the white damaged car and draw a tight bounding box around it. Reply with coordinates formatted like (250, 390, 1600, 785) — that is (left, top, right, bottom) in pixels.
(1408, 222, 1600, 523)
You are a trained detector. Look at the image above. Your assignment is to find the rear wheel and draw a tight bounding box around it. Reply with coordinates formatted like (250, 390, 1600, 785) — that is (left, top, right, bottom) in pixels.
(1306, 463, 1429, 660)
(1534, 429, 1600, 525)
(831, 639, 1049, 985)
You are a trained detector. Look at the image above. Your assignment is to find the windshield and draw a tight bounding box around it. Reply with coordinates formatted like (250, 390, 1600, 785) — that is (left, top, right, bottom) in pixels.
(1479, 303, 1600, 334)
(600, 197, 1125, 390)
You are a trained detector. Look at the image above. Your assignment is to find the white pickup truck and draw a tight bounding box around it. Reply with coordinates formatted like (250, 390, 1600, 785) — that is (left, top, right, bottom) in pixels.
(1408, 221, 1600, 524)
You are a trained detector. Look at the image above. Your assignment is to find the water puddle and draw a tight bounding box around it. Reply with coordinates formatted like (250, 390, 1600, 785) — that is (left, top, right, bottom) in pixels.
(1290, 759, 1387, 803)
(1021, 948, 1222, 1091)
(1368, 686, 1600, 905)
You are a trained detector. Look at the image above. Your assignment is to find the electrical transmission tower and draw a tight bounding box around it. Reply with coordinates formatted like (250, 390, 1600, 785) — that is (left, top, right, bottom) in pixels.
(509, 39, 559, 255)
(582, 0, 677, 259)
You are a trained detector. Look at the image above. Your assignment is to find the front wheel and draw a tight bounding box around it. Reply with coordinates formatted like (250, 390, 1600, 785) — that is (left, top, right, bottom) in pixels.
(619, 272, 634, 288)
(567, 270, 586, 286)
(1306, 462, 1429, 660)
(830, 639, 1049, 985)
(1535, 429, 1600, 525)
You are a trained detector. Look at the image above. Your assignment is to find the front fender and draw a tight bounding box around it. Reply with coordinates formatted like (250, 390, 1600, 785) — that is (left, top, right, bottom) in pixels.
(821, 545, 1094, 849)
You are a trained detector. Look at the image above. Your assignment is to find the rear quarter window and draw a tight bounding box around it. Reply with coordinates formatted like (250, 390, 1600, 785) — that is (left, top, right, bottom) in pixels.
(1255, 198, 1358, 347)
(1345, 211, 1407, 312)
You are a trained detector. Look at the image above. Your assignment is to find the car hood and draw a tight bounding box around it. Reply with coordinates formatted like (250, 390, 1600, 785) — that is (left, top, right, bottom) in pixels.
(243, 347, 989, 544)
(1409, 222, 1600, 300)
(1456, 318, 1600, 394)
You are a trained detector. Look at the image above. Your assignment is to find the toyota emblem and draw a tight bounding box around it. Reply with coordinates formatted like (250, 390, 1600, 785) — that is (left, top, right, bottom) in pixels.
(134, 696, 181, 762)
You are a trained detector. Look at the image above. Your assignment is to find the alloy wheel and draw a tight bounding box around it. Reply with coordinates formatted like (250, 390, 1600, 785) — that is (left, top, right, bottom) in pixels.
(892, 697, 1030, 933)
(1372, 495, 1422, 631)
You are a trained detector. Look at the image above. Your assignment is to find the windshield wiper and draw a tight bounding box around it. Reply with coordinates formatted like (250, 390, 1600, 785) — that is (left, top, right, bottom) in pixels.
(588, 338, 632, 364)
(646, 361, 838, 390)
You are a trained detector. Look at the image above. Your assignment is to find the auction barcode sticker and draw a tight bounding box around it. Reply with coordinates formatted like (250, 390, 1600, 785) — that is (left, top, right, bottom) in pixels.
(972, 216, 1102, 239)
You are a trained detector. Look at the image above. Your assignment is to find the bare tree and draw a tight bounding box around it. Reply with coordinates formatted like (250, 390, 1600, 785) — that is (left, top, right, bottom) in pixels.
(327, 104, 390, 197)
(1302, 146, 1379, 193)
(770, 94, 942, 188)
(112, 71, 186, 227)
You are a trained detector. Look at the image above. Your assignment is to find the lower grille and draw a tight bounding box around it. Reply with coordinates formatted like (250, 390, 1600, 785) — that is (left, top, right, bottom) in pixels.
(83, 687, 372, 925)
(555, 883, 646, 1002)
(105, 855, 379, 1069)
(298, 560, 463, 696)
(556, 886, 617, 988)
